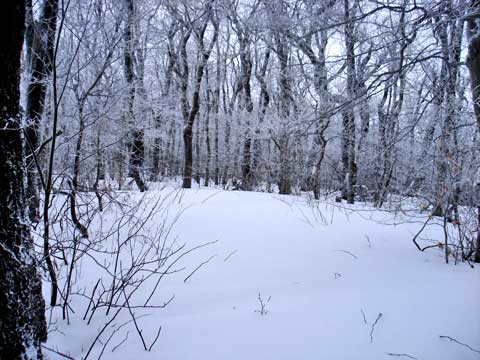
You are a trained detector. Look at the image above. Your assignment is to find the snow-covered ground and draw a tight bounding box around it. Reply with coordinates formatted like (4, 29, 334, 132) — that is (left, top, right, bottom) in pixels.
(44, 188, 480, 360)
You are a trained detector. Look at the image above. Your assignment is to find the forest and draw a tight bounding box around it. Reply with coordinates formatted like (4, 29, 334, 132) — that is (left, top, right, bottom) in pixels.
(0, 0, 479, 359)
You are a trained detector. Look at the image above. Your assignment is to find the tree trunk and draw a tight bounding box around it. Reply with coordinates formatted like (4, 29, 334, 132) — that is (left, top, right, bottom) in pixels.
(205, 89, 212, 186)
(274, 26, 292, 195)
(151, 113, 162, 181)
(466, 5, 480, 262)
(180, 10, 218, 188)
(0, 2, 47, 358)
(124, 0, 147, 192)
(183, 125, 194, 188)
(240, 41, 254, 191)
(222, 114, 231, 187)
(24, 0, 58, 222)
(194, 117, 202, 184)
(342, 0, 357, 204)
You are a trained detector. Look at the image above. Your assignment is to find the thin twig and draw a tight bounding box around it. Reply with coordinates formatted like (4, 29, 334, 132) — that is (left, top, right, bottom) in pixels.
(184, 254, 217, 283)
(83, 278, 101, 320)
(224, 249, 238, 262)
(439, 335, 480, 354)
(41, 345, 76, 360)
(386, 352, 418, 359)
(111, 331, 130, 352)
(370, 312, 383, 343)
(361, 309, 367, 325)
(254, 293, 270, 316)
(148, 325, 162, 351)
(412, 216, 440, 252)
(122, 288, 147, 351)
(334, 249, 359, 259)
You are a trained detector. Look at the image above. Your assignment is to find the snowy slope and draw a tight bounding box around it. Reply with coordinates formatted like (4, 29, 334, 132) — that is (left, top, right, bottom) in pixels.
(44, 188, 480, 360)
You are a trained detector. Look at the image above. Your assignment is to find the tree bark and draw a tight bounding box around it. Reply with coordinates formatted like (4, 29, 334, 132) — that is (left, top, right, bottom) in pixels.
(342, 0, 357, 204)
(274, 29, 292, 195)
(466, 1, 480, 262)
(24, 0, 58, 221)
(0, 2, 47, 358)
(124, 0, 147, 192)
(213, 41, 221, 185)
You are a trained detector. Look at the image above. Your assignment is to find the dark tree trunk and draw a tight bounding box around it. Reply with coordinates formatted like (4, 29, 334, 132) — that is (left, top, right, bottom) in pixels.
(204, 81, 212, 186)
(152, 40, 174, 181)
(274, 26, 292, 195)
(211, 41, 221, 186)
(467, 1, 480, 134)
(194, 118, 202, 184)
(205, 116, 211, 186)
(239, 39, 254, 191)
(222, 79, 240, 187)
(252, 48, 271, 187)
(214, 116, 220, 185)
(222, 114, 231, 187)
(130, 130, 147, 191)
(151, 113, 162, 181)
(183, 125, 194, 188)
(180, 10, 218, 189)
(341, 109, 356, 204)
(466, 4, 480, 262)
(312, 126, 328, 200)
(0, 2, 47, 358)
(124, 0, 147, 192)
(24, 0, 58, 221)
(342, 0, 357, 204)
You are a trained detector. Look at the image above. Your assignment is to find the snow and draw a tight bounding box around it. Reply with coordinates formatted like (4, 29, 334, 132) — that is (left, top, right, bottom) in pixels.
(44, 188, 480, 360)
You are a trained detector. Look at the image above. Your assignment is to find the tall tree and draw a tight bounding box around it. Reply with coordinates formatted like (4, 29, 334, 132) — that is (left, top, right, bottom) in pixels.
(124, 0, 147, 192)
(466, 0, 480, 262)
(341, 0, 357, 204)
(0, 1, 47, 358)
(24, 0, 58, 221)
(229, 2, 255, 190)
(168, 0, 218, 189)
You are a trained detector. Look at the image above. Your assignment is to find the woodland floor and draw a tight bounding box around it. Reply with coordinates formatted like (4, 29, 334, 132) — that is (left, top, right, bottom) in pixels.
(43, 186, 480, 360)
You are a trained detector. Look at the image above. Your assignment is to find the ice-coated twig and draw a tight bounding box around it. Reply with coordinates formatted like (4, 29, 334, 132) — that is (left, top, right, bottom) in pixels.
(365, 235, 372, 248)
(334, 249, 359, 259)
(361, 309, 367, 325)
(184, 254, 217, 283)
(439, 335, 480, 354)
(111, 331, 130, 352)
(254, 292, 270, 316)
(148, 325, 162, 351)
(224, 249, 238, 262)
(386, 352, 418, 359)
(41, 345, 76, 360)
(370, 312, 383, 343)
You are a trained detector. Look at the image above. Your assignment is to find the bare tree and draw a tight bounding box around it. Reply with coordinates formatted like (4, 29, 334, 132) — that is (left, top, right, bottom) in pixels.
(167, 0, 219, 189)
